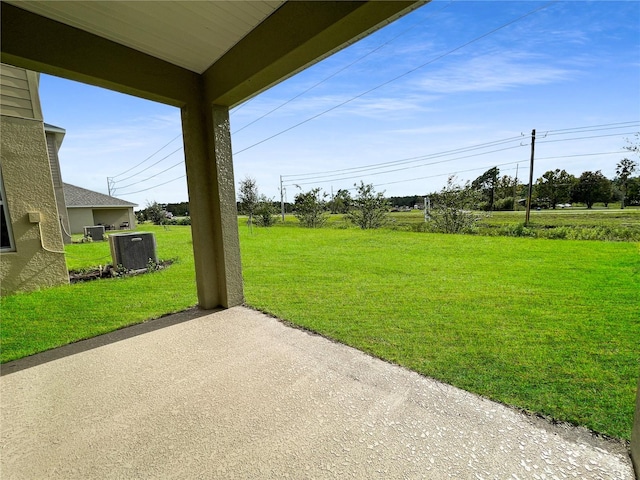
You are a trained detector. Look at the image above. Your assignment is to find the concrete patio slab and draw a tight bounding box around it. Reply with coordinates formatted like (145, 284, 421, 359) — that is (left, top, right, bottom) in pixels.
(1, 306, 633, 479)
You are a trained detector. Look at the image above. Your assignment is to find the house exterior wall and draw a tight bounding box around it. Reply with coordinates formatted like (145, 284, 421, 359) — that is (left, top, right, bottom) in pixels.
(0, 64, 43, 120)
(92, 208, 135, 231)
(0, 115, 69, 295)
(67, 208, 95, 234)
(45, 130, 71, 243)
(67, 207, 135, 234)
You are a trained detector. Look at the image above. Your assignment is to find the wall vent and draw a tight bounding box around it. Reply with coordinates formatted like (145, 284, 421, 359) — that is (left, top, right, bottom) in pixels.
(84, 225, 105, 241)
(109, 232, 157, 271)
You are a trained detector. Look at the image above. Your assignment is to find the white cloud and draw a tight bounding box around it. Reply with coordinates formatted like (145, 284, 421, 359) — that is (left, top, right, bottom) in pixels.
(413, 51, 577, 94)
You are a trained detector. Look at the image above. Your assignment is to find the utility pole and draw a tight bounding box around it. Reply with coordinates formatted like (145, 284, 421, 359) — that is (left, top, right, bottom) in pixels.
(513, 163, 519, 211)
(280, 175, 285, 221)
(525, 129, 536, 225)
(424, 196, 430, 221)
(107, 177, 113, 196)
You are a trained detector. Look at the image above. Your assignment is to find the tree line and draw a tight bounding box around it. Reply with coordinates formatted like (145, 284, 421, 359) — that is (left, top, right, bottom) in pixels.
(139, 145, 638, 230)
(237, 178, 389, 230)
(450, 163, 639, 212)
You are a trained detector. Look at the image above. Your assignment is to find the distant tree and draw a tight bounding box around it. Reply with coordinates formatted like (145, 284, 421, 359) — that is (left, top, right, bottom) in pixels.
(328, 189, 352, 214)
(534, 169, 576, 209)
(428, 176, 483, 234)
(472, 167, 500, 211)
(346, 182, 389, 229)
(388, 195, 423, 209)
(294, 188, 328, 228)
(495, 175, 518, 198)
(254, 195, 278, 227)
(140, 201, 170, 225)
(626, 176, 640, 205)
(615, 158, 638, 208)
(166, 201, 190, 217)
(571, 171, 611, 209)
(492, 175, 522, 211)
(238, 176, 259, 226)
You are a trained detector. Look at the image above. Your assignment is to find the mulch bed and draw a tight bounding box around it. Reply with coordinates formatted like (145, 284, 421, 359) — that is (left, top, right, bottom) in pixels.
(69, 260, 173, 284)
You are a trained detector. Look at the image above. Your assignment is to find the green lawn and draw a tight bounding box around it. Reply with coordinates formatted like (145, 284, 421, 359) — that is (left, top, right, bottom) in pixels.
(1, 219, 638, 440)
(1, 226, 198, 362)
(241, 227, 639, 440)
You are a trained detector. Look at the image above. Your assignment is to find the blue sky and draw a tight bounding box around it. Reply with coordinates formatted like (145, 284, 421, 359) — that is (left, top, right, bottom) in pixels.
(39, 1, 640, 207)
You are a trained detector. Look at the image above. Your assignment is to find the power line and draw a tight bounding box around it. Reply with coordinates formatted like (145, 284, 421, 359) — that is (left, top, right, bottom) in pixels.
(371, 159, 528, 190)
(287, 148, 627, 194)
(113, 121, 633, 198)
(544, 121, 639, 135)
(281, 121, 637, 186)
(232, 0, 456, 134)
(117, 175, 186, 196)
(111, 146, 183, 185)
(284, 144, 525, 188)
(536, 150, 627, 161)
(115, 159, 185, 191)
(233, 1, 558, 156)
(370, 150, 626, 191)
(283, 135, 524, 180)
(537, 131, 638, 145)
(110, 134, 181, 179)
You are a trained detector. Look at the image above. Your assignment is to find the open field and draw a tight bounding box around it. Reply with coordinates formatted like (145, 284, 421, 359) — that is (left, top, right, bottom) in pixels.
(387, 205, 640, 223)
(1, 217, 639, 439)
(384, 207, 640, 240)
(268, 206, 640, 240)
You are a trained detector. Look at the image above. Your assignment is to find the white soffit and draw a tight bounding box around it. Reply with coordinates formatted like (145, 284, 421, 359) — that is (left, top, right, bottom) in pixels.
(8, 1, 285, 74)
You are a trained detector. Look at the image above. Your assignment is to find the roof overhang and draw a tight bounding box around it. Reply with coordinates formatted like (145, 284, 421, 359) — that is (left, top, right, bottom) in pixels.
(44, 123, 66, 149)
(1, 1, 424, 108)
(67, 205, 137, 209)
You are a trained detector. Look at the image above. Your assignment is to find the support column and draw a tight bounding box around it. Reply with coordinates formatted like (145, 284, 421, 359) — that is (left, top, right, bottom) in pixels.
(181, 95, 243, 309)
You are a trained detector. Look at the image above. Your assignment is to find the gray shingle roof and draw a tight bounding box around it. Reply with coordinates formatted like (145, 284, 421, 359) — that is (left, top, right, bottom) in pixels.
(63, 183, 137, 208)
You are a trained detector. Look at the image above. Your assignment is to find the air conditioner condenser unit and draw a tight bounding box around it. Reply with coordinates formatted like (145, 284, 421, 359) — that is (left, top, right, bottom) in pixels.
(109, 232, 157, 271)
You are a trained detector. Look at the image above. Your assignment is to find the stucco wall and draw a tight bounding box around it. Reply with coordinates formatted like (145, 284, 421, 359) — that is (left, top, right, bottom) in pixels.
(45, 130, 71, 243)
(67, 208, 95, 234)
(68, 207, 135, 234)
(0, 115, 69, 295)
(93, 208, 135, 231)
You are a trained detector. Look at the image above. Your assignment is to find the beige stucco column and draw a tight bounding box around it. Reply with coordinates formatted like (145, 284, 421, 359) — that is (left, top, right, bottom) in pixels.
(632, 376, 640, 477)
(181, 98, 243, 309)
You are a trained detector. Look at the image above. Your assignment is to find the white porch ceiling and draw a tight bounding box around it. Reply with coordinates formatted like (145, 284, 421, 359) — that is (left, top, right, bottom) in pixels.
(7, 1, 285, 74)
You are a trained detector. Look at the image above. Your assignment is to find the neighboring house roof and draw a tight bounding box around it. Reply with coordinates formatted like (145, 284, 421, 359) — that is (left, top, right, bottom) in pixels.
(63, 183, 137, 208)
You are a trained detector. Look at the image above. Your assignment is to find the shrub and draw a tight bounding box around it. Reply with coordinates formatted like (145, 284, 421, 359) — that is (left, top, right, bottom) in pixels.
(346, 182, 389, 229)
(255, 199, 278, 227)
(428, 176, 484, 234)
(494, 197, 516, 211)
(238, 176, 259, 227)
(499, 223, 536, 238)
(294, 188, 328, 228)
(143, 201, 171, 225)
